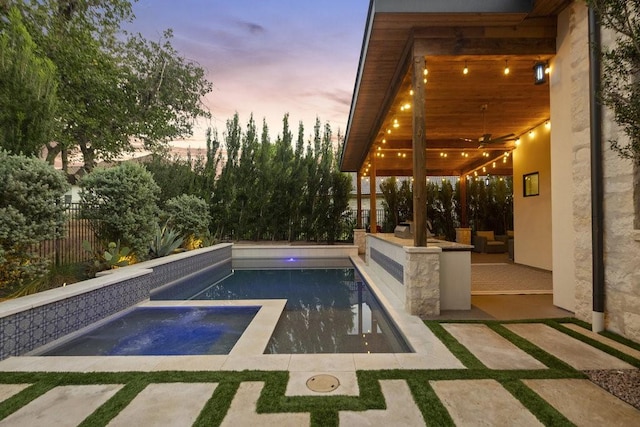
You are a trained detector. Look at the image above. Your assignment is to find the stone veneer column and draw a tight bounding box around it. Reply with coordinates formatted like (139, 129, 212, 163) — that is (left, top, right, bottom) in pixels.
(404, 246, 442, 316)
(354, 229, 366, 255)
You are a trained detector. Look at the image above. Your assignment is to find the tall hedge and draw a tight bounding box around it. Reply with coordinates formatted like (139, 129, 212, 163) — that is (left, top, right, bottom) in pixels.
(0, 151, 69, 293)
(79, 162, 160, 258)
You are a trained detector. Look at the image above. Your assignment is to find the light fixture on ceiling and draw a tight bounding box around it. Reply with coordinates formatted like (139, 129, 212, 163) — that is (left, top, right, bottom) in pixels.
(393, 118, 399, 128)
(504, 60, 510, 75)
(463, 61, 469, 75)
(533, 61, 547, 85)
(515, 138, 521, 146)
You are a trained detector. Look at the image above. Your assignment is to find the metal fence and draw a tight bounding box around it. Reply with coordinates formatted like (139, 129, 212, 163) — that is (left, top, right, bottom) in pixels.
(33, 202, 98, 266)
(344, 208, 386, 229)
(32, 205, 386, 265)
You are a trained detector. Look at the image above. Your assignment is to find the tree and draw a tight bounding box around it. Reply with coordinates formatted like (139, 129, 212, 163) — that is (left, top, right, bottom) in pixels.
(0, 6, 57, 156)
(587, 0, 640, 162)
(15, 1, 212, 172)
(79, 161, 160, 258)
(0, 151, 69, 294)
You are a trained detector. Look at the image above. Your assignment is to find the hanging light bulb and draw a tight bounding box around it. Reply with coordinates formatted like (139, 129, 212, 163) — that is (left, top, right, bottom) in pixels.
(393, 118, 399, 128)
(463, 61, 469, 75)
(409, 89, 414, 96)
(515, 138, 521, 146)
(504, 60, 510, 75)
(545, 120, 551, 129)
(529, 130, 535, 138)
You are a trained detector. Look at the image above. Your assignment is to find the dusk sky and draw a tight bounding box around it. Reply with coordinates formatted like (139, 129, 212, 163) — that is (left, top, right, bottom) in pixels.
(126, 0, 370, 147)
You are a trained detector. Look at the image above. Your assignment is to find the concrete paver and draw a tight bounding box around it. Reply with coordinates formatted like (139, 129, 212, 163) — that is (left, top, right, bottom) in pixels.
(430, 379, 543, 426)
(107, 383, 217, 427)
(443, 323, 547, 370)
(524, 379, 640, 426)
(506, 323, 635, 370)
(339, 380, 426, 426)
(0, 384, 30, 403)
(0, 384, 122, 427)
(561, 323, 640, 360)
(220, 381, 310, 427)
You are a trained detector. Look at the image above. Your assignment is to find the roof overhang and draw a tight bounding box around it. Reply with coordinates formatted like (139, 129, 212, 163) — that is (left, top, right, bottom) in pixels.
(341, 0, 572, 176)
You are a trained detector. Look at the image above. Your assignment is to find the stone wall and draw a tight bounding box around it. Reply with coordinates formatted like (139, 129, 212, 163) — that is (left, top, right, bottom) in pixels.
(404, 247, 441, 316)
(566, 2, 640, 341)
(568, 2, 593, 324)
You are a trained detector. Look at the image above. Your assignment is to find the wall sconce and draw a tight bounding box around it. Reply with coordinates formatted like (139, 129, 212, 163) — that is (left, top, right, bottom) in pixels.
(533, 61, 547, 85)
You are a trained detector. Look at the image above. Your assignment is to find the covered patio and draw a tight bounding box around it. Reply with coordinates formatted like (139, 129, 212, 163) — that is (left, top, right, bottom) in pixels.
(342, 0, 568, 316)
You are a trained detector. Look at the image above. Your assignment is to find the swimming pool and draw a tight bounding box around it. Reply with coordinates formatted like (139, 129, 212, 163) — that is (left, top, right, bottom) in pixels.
(152, 259, 411, 354)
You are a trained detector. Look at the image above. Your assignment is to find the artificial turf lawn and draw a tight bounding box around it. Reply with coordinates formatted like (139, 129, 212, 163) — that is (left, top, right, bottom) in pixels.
(0, 318, 637, 426)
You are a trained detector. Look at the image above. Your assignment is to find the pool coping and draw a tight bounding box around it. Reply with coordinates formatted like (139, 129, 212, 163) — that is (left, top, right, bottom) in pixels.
(0, 251, 464, 372)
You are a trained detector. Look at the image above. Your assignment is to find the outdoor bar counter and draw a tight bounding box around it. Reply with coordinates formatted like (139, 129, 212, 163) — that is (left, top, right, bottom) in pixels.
(365, 233, 472, 314)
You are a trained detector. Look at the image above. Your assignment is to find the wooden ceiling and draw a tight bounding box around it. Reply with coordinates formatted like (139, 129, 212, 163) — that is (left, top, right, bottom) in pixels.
(341, 0, 572, 177)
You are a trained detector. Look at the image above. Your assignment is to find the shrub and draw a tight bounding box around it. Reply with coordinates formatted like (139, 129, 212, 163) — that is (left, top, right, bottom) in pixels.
(0, 151, 69, 295)
(79, 162, 160, 258)
(163, 194, 211, 247)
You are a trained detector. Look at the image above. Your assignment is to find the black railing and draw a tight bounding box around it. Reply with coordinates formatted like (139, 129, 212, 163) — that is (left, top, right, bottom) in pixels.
(33, 202, 98, 266)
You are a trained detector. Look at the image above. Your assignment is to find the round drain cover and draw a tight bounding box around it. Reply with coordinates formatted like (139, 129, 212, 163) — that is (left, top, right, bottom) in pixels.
(306, 374, 340, 393)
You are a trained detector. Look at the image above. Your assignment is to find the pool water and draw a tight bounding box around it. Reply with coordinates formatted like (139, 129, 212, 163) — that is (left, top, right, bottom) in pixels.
(43, 306, 259, 356)
(152, 263, 411, 354)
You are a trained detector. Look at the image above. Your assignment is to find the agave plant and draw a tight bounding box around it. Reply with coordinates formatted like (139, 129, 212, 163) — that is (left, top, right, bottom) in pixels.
(149, 223, 184, 259)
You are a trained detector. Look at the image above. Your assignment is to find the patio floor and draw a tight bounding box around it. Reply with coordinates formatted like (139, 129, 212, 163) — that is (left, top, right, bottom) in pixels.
(2, 248, 637, 425)
(1, 318, 638, 426)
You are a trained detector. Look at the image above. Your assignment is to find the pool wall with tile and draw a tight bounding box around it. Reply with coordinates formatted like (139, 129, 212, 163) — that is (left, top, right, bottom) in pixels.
(0, 244, 232, 360)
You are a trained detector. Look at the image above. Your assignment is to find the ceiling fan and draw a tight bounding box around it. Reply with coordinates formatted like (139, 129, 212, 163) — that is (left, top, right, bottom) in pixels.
(462, 104, 517, 148)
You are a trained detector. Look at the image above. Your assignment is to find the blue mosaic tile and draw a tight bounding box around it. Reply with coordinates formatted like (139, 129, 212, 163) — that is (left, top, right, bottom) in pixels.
(0, 245, 231, 360)
(371, 247, 404, 284)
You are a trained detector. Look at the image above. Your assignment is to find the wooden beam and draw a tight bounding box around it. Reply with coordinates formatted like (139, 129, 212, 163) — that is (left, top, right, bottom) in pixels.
(461, 152, 512, 176)
(370, 156, 377, 234)
(358, 37, 414, 169)
(460, 175, 468, 227)
(413, 37, 556, 56)
(356, 172, 362, 228)
(412, 53, 427, 247)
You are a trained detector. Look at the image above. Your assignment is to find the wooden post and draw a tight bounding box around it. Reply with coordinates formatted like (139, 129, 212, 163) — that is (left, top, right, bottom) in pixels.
(370, 157, 377, 233)
(412, 54, 427, 247)
(460, 175, 468, 227)
(356, 171, 363, 228)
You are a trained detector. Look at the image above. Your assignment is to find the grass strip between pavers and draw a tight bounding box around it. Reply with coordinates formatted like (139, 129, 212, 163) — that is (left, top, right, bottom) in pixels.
(500, 379, 575, 427)
(79, 380, 149, 427)
(544, 320, 640, 368)
(2, 318, 637, 426)
(424, 321, 486, 369)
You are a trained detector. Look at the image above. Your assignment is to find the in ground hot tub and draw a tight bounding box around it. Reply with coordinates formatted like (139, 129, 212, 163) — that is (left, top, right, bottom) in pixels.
(41, 306, 260, 356)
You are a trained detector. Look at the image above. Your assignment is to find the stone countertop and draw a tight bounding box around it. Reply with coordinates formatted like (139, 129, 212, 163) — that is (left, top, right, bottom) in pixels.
(368, 233, 474, 251)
